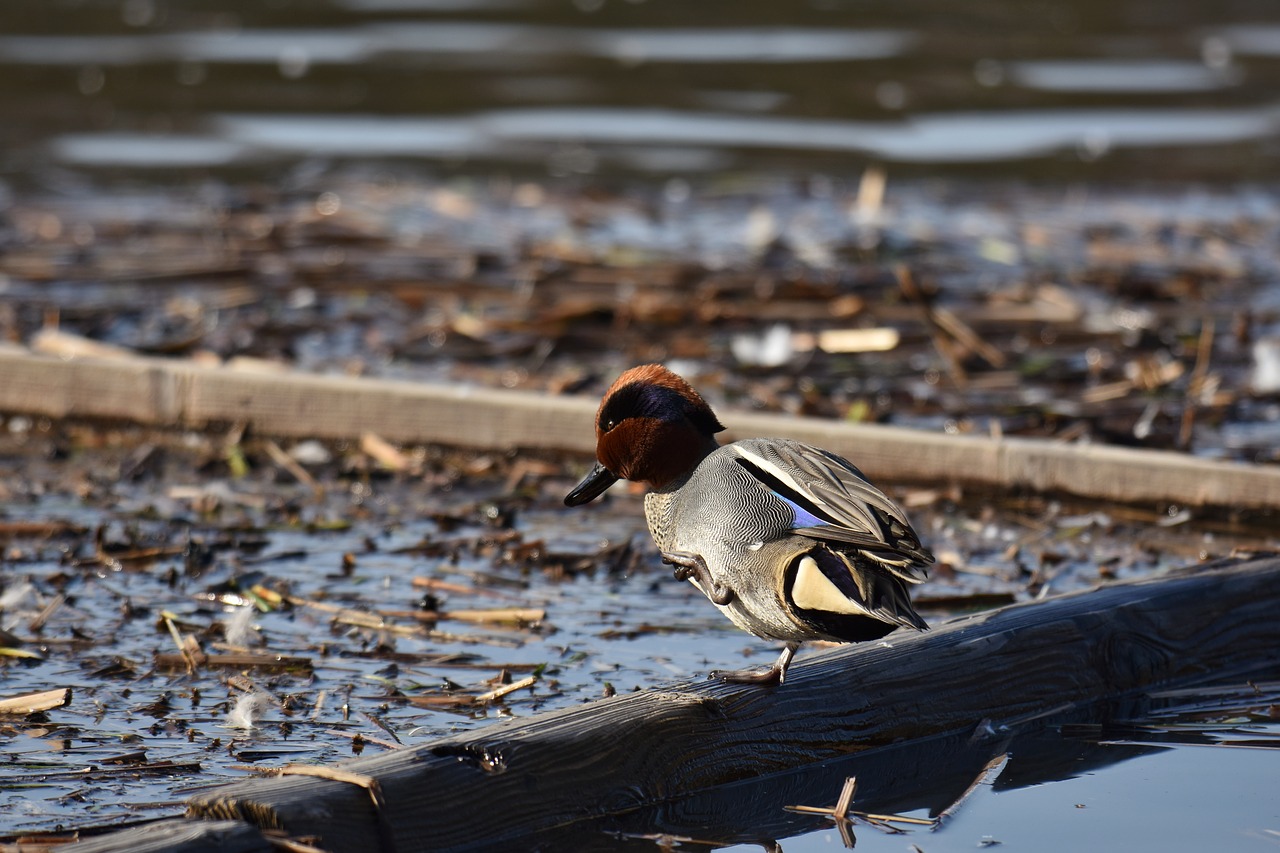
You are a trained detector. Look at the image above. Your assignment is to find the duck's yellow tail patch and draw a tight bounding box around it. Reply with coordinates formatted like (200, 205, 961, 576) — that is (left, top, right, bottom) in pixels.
(790, 555, 873, 616)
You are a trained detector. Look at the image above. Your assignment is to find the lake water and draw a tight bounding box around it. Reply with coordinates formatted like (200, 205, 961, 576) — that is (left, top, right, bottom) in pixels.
(4, 0, 1280, 180)
(0, 430, 1276, 849)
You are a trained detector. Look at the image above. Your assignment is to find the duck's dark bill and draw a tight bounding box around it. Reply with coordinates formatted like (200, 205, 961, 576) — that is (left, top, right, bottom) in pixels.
(564, 462, 619, 506)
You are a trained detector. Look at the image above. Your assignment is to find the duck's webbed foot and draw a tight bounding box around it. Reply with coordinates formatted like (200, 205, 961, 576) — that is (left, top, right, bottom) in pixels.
(711, 643, 798, 687)
(661, 551, 734, 605)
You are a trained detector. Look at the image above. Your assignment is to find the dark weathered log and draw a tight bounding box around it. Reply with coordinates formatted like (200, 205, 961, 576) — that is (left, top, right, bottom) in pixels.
(65, 819, 269, 853)
(183, 556, 1280, 852)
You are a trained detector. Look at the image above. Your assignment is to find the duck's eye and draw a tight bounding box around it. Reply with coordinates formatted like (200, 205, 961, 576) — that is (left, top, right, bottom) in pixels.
(602, 419, 618, 433)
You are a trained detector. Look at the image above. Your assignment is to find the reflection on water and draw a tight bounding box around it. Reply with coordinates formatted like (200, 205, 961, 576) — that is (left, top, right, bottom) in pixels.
(1214, 24, 1280, 56)
(1009, 59, 1242, 92)
(3, 0, 1280, 178)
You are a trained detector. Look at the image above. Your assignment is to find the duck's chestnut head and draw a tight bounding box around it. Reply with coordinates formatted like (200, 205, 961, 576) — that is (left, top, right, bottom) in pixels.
(564, 364, 725, 506)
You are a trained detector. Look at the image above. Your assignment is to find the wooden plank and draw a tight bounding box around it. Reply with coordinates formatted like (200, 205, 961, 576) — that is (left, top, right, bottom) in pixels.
(184, 556, 1280, 852)
(181, 363, 589, 451)
(0, 350, 1277, 509)
(0, 353, 176, 424)
(723, 410, 1280, 510)
(64, 819, 269, 853)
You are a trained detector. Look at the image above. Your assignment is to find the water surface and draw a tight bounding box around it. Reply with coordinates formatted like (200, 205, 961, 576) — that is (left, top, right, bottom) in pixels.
(4, 0, 1280, 179)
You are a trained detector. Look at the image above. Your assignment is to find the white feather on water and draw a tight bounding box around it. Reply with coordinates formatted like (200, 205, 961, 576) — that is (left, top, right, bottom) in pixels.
(224, 605, 259, 647)
(225, 692, 271, 729)
(0, 582, 36, 631)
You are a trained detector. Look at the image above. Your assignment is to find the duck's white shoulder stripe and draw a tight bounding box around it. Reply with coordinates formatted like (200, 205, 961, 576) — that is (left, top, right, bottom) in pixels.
(731, 445, 828, 509)
(790, 555, 872, 616)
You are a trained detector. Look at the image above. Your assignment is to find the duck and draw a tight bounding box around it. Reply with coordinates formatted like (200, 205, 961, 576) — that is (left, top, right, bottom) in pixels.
(564, 363, 932, 686)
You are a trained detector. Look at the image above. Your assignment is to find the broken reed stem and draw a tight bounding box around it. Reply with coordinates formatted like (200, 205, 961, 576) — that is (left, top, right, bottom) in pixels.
(788, 805, 840, 815)
(361, 712, 403, 745)
(0, 520, 80, 539)
(425, 629, 523, 649)
(1180, 317, 1216, 450)
(411, 576, 489, 596)
(786, 805, 935, 827)
(441, 607, 545, 625)
(27, 592, 65, 632)
(1190, 316, 1216, 393)
(474, 675, 537, 704)
(163, 615, 202, 674)
(264, 836, 330, 853)
(262, 439, 320, 491)
(855, 813, 936, 826)
(932, 306, 1007, 368)
(325, 729, 403, 751)
(277, 765, 386, 808)
(360, 432, 410, 471)
(787, 774, 936, 832)
(154, 652, 312, 671)
(834, 776, 857, 819)
(895, 264, 968, 387)
(936, 752, 1010, 824)
(288, 593, 536, 636)
(332, 612, 424, 635)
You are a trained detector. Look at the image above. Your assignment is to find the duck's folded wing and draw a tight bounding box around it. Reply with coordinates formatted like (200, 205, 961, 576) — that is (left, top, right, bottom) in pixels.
(730, 439, 933, 582)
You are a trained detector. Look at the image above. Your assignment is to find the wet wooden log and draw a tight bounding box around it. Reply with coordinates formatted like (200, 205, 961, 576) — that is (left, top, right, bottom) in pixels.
(2, 349, 1279, 509)
(177, 555, 1280, 852)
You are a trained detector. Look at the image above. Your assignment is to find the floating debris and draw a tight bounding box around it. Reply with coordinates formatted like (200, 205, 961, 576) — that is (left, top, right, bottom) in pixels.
(0, 687, 72, 716)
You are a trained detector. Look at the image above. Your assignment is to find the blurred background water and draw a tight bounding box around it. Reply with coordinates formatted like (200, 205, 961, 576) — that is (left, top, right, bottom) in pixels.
(3, 0, 1280, 182)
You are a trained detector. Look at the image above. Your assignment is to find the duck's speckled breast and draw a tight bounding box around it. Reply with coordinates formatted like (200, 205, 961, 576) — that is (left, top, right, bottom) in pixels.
(642, 444, 816, 642)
